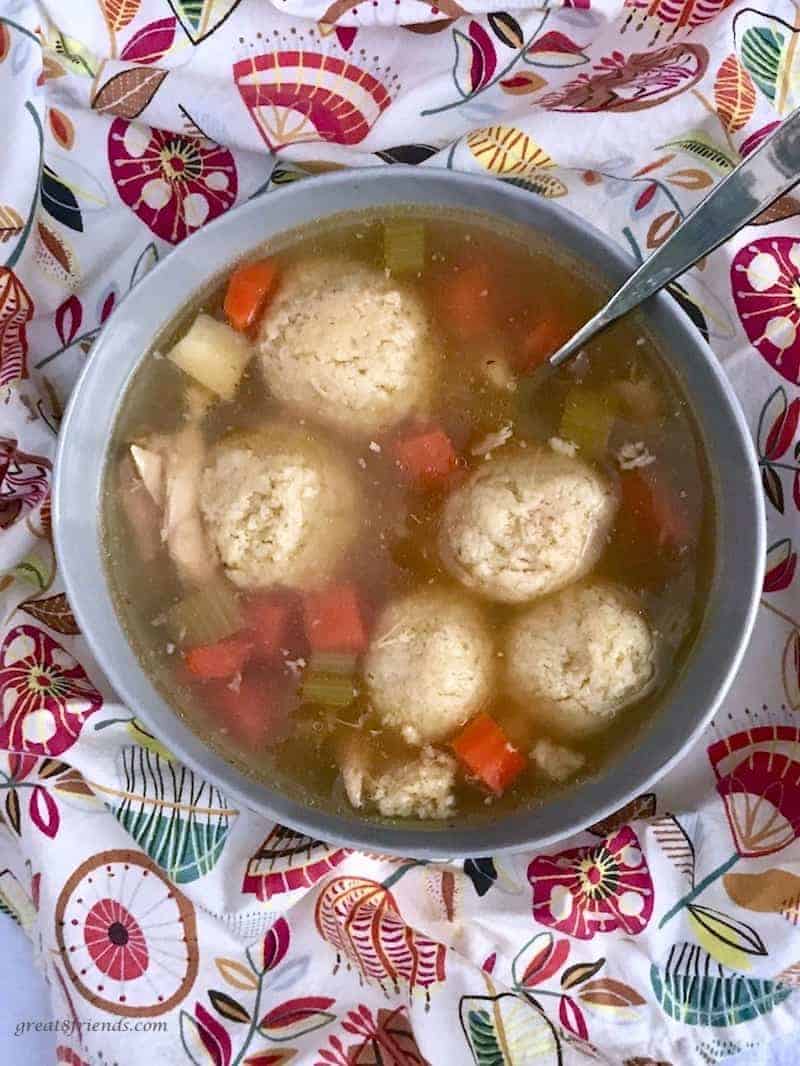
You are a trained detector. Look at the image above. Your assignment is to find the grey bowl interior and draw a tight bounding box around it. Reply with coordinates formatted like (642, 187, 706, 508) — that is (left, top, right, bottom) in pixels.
(53, 168, 765, 858)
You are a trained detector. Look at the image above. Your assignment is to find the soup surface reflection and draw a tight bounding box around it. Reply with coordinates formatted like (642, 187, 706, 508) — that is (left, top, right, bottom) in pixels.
(103, 208, 712, 825)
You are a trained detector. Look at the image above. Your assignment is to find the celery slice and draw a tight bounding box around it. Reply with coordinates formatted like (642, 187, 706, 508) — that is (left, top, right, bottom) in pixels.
(558, 389, 617, 459)
(384, 219, 425, 275)
(301, 653, 359, 708)
(166, 580, 242, 645)
(307, 652, 359, 676)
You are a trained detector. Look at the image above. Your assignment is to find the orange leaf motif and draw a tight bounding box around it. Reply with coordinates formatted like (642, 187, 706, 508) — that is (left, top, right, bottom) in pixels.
(102, 0, 141, 31)
(0, 206, 23, 244)
(647, 211, 681, 249)
(42, 55, 67, 80)
(666, 168, 713, 190)
(500, 71, 547, 95)
(578, 977, 646, 1008)
(20, 593, 80, 635)
(0, 23, 10, 62)
(467, 125, 554, 175)
(48, 108, 75, 150)
(35, 222, 77, 285)
(0, 268, 33, 384)
(724, 869, 800, 914)
(714, 53, 756, 134)
(92, 67, 168, 119)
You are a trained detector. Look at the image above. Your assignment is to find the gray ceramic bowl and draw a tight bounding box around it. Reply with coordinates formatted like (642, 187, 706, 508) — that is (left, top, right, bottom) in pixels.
(53, 168, 764, 857)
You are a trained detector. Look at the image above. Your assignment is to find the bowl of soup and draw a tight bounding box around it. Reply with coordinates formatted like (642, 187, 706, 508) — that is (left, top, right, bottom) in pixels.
(53, 168, 764, 856)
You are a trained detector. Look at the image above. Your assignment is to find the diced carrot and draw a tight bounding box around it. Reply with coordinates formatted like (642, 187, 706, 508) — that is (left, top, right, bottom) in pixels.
(303, 584, 368, 653)
(620, 469, 691, 550)
(243, 593, 291, 658)
(391, 427, 458, 489)
(184, 635, 253, 680)
(451, 712, 526, 796)
(438, 263, 494, 337)
(209, 677, 280, 748)
(224, 258, 279, 332)
(513, 318, 571, 372)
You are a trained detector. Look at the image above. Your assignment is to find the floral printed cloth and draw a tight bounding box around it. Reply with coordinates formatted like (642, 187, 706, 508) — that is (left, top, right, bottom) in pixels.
(1, 0, 800, 1063)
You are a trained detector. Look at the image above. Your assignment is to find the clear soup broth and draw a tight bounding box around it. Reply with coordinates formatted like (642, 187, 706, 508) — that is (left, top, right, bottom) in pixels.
(104, 207, 713, 826)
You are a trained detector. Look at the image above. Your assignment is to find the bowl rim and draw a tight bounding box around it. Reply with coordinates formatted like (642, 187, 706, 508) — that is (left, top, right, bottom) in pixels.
(53, 166, 765, 858)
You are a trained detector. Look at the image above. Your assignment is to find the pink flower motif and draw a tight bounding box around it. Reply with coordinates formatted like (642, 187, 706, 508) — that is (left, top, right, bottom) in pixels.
(233, 47, 394, 150)
(708, 724, 800, 857)
(527, 826, 654, 939)
(0, 625, 102, 756)
(85, 898, 149, 979)
(0, 437, 51, 530)
(731, 238, 800, 386)
(107, 118, 238, 244)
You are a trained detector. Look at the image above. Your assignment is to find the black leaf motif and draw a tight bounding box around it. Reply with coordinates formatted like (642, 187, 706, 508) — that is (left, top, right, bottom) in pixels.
(668, 280, 708, 342)
(376, 144, 439, 165)
(762, 465, 785, 514)
(463, 857, 497, 896)
(208, 989, 251, 1024)
(40, 165, 83, 232)
(488, 12, 524, 49)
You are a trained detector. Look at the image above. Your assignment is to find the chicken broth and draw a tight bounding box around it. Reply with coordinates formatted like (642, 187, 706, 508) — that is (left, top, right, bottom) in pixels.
(103, 207, 713, 825)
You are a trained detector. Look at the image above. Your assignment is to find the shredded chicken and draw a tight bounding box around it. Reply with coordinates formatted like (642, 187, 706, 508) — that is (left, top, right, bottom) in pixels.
(118, 453, 161, 563)
(482, 356, 518, 393)
(616, 441, 655, 470)
(162, 424, 216, 586)
(130, 442, 164, 506)
(549, 436, 578, 458)
(471, 422, 513, 456)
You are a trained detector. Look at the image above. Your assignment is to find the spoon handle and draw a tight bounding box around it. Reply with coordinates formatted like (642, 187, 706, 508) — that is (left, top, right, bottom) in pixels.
(549, 107, 800, 367)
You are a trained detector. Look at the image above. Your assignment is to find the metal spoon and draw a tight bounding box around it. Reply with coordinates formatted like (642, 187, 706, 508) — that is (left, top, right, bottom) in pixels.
(549, 107, 800, 368)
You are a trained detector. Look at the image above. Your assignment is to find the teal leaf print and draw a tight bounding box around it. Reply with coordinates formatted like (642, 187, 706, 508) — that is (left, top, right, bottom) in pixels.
(109, 745, 235, 882)
(650, 943, 793, 1025)
(460, 988, 561, 1065)
(167, 0, 242, 44)
(734, 9, 800, 114)
(739, 26, 784, 101)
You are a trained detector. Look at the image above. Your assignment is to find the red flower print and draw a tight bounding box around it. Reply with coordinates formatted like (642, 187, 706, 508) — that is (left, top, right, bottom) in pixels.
(108, 118, 238, 244)
(55, 849, 198, 1017)
(233, 47, 395, 150)
(708, 725, 800, 858)
(242, 824, 350, 901)
(0, 437, 51, 530)
(731, 238, 800, 385)
(84, 898, 149, 980)
(527, 826, 654, 939)
(0, 625, 102, 756)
